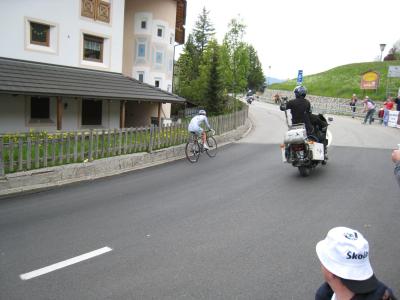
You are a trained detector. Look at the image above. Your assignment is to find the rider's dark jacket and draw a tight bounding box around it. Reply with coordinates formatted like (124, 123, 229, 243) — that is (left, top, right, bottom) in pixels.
(280, 96, 312, 125)
(280, 96, 314, 136)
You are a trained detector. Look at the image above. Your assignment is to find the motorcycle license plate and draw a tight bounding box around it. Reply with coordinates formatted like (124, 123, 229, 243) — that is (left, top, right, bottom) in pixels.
(296, 151, 304, 159)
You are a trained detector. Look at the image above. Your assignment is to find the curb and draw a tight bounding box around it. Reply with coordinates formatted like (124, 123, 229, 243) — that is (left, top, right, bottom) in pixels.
(0, 121, 252, 198)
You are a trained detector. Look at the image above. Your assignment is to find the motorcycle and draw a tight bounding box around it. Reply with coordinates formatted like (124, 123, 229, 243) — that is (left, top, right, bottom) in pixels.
(280, 100, 332, 177)
(246, 95, 254, 104)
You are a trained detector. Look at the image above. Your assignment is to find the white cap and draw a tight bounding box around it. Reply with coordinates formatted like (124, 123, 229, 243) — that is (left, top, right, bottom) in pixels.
(316, 227, 373, 280)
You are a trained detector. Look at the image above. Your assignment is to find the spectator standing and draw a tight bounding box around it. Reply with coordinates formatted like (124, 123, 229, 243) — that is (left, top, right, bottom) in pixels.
(362, 96, 376, 125)
(383, 97, 394, 126)
(392, 148, 400, 187)
(349, 94, 358, 118)
(394, 96, 400, 111)
(315, 227, 397, 300)
(273, 93, 281, 104)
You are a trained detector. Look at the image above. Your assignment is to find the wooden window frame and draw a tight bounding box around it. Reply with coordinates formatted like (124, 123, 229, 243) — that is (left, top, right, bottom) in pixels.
(83, 34, 104, 63)
(30, 22, 50, 47)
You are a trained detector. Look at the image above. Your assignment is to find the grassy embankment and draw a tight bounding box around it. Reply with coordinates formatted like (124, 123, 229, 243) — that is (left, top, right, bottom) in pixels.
(270, 61, 400, 101)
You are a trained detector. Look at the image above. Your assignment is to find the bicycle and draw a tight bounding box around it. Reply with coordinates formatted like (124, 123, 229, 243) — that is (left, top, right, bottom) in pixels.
(185, 129, 218, 163)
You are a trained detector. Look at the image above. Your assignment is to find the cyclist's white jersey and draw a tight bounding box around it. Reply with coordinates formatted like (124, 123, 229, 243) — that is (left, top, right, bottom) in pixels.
(188, 115, 210, 132)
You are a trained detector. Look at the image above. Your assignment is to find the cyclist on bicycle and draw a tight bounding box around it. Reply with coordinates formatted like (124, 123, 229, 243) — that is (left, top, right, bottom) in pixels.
(188, 109, 212, 150)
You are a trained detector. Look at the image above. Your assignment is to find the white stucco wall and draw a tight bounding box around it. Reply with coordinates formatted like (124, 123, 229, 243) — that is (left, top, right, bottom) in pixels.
(0, 0, 125, 72)
(0, 95, 27, 133)
(0, 95, 59, 133)
(108, 100, 121, 129)
(123, 1, 175, 126)
(128, 11, 174, 90)
(125, 102, 158, 127)
(62, 97, 79, 130)
(0, 96, 123, 133)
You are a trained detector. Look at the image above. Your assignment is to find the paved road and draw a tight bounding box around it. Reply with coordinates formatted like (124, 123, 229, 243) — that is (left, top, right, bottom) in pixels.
(1, 101, 399, 299)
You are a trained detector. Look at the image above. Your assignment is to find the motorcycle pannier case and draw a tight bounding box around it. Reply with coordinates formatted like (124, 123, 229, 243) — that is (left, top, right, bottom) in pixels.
(308, 142, 324, 160)
(284, 127, 307, 144)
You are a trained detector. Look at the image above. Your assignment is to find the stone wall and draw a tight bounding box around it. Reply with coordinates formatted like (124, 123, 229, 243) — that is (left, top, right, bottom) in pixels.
(261, 89, 356, 105)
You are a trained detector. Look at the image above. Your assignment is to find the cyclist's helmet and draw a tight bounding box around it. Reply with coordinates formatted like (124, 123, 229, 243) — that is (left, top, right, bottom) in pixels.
(198, 109, 207, 116)
(294, 85, 307, 98)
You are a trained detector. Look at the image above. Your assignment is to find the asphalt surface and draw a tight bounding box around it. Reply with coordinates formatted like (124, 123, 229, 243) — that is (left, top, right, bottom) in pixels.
(1, 101, 399, 299)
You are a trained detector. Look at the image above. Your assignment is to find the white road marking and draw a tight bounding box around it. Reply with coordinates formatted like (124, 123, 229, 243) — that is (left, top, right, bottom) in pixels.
(20, 246, 112, 280)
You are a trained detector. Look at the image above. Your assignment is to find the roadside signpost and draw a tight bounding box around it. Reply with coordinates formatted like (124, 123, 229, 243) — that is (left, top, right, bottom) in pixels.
(297, 70, 303, 85)
(387, 66, 400, 97)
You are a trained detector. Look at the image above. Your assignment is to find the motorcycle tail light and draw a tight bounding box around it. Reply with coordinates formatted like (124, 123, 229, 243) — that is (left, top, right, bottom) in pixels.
(291, 144, 305, 151)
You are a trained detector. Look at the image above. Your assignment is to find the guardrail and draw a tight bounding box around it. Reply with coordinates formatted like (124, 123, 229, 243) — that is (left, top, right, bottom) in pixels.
(0, 108, 248, 176)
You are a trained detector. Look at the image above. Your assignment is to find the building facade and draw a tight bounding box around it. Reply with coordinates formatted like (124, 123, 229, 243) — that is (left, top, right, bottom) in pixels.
(0, 0, 186, 133)
(122, 0, 186, 127)
(1, 0, 125, 71)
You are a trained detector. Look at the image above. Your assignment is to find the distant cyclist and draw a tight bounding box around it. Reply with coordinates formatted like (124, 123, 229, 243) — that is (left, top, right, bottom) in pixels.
(188, 110, 212, 150)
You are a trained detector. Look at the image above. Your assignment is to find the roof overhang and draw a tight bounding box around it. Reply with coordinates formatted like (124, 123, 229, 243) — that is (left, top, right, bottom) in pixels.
(0, 57, 186, 104)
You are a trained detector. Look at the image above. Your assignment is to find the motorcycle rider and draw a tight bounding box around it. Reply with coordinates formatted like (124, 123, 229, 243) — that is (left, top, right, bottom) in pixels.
(246, 89, 254, 103)
(280, 85, 313, 131)
(280, 85, 328, 153)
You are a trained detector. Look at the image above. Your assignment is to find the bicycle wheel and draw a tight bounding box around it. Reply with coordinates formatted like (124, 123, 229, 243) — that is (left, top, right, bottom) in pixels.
(205, 136, 218, 157)
(185, 140, 200, 163)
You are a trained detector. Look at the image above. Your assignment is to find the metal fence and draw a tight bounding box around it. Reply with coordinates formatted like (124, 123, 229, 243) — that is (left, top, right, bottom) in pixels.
(0, 108, 248, 175)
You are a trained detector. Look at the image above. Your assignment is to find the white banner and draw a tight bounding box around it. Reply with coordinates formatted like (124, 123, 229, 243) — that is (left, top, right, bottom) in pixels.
(388, 66, 400, 78)
(388, 111, 400, 128)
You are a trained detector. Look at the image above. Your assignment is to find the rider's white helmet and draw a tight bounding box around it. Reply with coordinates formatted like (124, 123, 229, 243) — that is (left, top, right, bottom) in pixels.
(198, 109, 206, 116)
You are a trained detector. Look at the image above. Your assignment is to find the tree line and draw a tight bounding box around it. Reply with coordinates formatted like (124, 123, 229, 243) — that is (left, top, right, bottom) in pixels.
(384, 39, 400, 61)
(174, 8, 265, 116)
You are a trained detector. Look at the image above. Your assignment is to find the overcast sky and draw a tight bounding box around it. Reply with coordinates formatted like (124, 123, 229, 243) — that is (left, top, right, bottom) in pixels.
(179, 0, 400, 80)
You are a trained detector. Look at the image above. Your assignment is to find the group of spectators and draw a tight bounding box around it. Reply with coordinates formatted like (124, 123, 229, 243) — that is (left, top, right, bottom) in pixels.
(349, 94, 400, 187)
(349, 94, 400, 126)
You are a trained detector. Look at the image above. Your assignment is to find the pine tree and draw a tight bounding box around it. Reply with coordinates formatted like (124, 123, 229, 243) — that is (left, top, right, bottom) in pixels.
(199, 40, 224, 115)
(193, 7, 215, 55)
(246, 45, 265, 91)
(175, 34, 198, 99)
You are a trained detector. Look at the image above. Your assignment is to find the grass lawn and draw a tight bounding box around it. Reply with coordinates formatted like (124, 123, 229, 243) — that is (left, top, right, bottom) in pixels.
(270, 61, 400, 100)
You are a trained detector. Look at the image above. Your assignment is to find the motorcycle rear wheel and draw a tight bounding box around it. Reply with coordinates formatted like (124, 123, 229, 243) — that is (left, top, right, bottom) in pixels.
(298, 166, 311, 177)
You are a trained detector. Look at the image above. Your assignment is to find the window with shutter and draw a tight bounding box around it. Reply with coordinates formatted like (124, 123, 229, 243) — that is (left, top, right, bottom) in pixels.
(81, 0, 110, 23)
